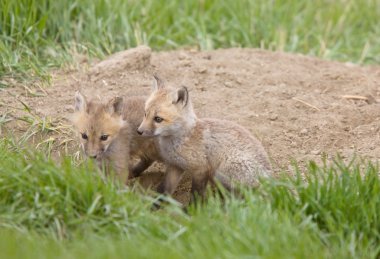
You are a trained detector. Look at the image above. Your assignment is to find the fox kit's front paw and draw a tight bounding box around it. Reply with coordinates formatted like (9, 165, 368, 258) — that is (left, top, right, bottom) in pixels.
(129, 158, 154, 179)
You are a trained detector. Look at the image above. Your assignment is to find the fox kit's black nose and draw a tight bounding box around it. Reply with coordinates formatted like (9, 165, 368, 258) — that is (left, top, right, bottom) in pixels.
(137, 129, 143, 135)
(89, 155, 97, 159)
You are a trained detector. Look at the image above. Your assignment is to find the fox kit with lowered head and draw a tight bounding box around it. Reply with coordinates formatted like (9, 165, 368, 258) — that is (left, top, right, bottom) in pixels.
(71, 92, 161, 183)
(137, 76, 272, 200)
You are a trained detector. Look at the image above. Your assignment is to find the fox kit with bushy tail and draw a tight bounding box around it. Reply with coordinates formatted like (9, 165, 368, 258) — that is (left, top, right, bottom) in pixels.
(71, 92, 161, 183)
(137, 76, 272, 200)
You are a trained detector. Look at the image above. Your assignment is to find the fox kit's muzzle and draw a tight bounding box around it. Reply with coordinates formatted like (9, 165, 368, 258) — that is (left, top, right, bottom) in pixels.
(137, 120, 154, 136)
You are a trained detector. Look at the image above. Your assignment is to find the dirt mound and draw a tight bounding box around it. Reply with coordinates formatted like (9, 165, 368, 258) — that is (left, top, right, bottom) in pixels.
(2, 46, 380, 204)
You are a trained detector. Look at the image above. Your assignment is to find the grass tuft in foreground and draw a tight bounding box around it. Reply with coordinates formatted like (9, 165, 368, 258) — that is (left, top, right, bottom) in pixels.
(0, 139, 379, 258)
(0, 139, 183, 240)
(261, 159, 380, 257)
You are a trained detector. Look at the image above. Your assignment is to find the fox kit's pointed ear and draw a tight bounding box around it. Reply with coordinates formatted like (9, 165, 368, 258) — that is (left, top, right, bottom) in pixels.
(75, 91, 87, 112)
(152, 74, 165, 91)
(173, 86, 189, 107)
(107, 97, 124, 115)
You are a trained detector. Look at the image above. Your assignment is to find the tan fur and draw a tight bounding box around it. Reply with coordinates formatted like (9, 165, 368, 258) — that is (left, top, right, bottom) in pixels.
(138, 76, 272, 200)
(71, 93, 161, 183)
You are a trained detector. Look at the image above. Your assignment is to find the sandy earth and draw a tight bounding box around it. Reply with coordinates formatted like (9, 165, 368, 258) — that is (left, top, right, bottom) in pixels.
(1, 46, 380, 203)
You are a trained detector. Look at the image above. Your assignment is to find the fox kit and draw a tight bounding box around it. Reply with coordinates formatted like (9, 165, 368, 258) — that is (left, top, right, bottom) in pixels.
(137, 76, 272, 200)
(71, 92, 161, 183)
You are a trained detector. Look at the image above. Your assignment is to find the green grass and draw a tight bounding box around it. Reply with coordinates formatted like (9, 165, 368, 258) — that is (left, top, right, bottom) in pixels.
(0, 139, 379, 258)
(1, 2, 380, 257)
(1, 0, 380, 82)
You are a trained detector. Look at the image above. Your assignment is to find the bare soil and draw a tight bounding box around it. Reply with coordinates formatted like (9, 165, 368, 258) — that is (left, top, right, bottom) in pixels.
(2, 46, 380, 204)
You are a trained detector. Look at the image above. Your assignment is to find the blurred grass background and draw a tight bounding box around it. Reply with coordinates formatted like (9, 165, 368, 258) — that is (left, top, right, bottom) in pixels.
(1, 0, 379, 82)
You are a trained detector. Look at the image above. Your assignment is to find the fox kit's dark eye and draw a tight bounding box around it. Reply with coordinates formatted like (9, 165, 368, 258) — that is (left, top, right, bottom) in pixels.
(144, 112, 147, 117)
(154, 116, 163, 123)
(81, 133, 88, 140)
(100, 134, 109, 141)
